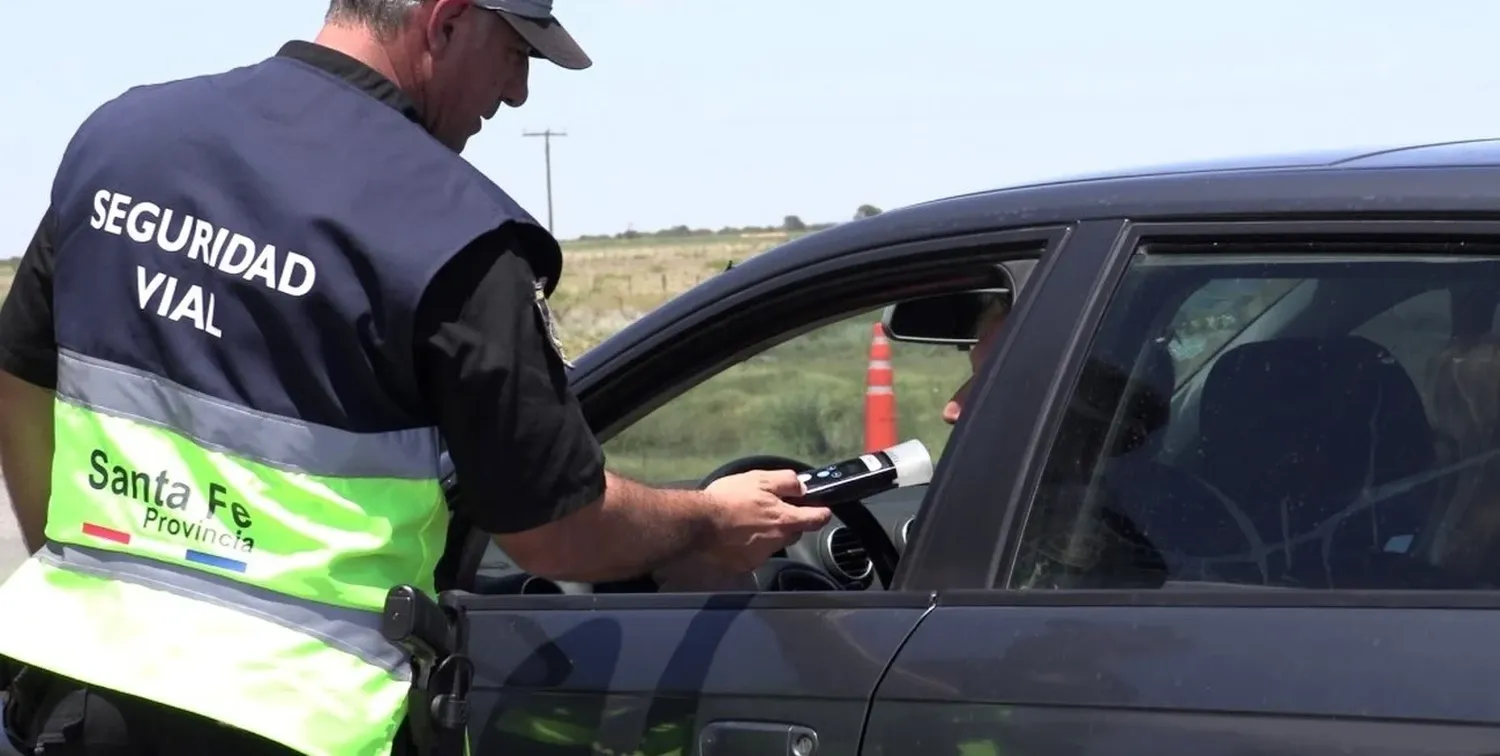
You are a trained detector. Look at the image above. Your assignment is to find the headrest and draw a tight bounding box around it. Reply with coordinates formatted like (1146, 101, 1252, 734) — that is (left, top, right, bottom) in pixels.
(1202, 336, 1419, 447)
(1199, 335, 1434, 535)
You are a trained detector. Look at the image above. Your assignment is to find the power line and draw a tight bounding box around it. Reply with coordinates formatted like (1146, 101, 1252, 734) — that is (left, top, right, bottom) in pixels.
(522, 129, 567, 234)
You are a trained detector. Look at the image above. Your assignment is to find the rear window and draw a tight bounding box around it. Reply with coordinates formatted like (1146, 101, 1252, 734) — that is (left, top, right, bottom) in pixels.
(1006, 242, 1500, 592)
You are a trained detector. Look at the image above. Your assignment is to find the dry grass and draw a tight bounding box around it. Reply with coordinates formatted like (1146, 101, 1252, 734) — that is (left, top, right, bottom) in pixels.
(549, 233, 801, 355)
(0, 260, 15, 301)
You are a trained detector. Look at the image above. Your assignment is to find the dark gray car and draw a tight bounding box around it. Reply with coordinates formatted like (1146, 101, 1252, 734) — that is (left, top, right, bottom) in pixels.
(411, 138, 1500, 756)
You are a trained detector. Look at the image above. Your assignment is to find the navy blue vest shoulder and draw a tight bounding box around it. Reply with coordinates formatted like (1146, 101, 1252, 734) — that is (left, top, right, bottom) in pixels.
(47, 55, 547, 438)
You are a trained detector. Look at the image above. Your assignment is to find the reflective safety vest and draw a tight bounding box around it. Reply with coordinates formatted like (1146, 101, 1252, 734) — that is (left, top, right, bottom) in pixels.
(0, 51, 554, 756)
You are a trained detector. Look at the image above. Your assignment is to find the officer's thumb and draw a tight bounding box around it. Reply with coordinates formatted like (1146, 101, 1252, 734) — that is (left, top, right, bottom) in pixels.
(758, 469, 807, 499)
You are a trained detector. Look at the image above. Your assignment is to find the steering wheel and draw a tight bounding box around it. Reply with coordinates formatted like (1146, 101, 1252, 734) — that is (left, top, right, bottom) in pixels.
(697, 454, 901, 590)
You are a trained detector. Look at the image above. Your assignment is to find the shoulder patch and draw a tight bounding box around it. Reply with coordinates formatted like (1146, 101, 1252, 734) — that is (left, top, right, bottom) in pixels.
(533, 278, 574, 369)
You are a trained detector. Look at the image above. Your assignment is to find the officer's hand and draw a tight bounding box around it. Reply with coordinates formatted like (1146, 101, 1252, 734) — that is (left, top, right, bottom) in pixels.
(701, 470, 833, 573)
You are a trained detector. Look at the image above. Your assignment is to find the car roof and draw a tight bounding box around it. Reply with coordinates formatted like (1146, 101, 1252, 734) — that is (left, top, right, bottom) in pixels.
(961, 137, 1500, 189)
(750, 136, 1500, 270)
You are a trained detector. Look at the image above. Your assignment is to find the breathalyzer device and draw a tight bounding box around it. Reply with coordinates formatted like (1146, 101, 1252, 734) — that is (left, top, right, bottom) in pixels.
(795, 439, 934, 505)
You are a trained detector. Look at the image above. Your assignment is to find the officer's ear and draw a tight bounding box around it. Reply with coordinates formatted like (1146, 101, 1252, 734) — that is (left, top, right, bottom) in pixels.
(425, 0, 471, 56)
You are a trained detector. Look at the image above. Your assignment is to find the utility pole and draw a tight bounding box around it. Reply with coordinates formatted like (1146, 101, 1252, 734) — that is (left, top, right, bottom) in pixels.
(523, 129, 567, 234)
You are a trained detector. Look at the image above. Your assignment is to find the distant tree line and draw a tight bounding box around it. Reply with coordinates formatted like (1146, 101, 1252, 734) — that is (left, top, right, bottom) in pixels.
(571, 204, 885, 243)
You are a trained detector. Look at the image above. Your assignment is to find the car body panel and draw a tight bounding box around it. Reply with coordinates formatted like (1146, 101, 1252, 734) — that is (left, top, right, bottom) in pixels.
(457, 594, 931, 756)
(867, 600, 1500, 755)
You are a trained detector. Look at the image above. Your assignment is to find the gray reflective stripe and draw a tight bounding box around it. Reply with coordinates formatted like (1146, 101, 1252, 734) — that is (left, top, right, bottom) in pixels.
(57, 349, 440, 480)
(38, 541, 412, 681)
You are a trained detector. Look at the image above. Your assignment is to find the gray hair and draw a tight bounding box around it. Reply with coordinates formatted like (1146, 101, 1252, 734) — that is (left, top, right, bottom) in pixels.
(972, 290, 1012, 339)
(325, 0, 423, 38)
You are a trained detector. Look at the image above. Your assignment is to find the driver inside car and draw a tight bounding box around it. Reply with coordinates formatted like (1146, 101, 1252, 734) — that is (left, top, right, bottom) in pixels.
(941, 290, 1013, 425)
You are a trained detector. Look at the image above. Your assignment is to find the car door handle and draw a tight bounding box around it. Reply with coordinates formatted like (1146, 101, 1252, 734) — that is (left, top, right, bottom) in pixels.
(698, 721, 819, 756)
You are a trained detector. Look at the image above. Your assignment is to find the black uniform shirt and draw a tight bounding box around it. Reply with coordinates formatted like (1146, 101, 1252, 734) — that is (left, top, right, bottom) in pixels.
(0, 40, 607, 536)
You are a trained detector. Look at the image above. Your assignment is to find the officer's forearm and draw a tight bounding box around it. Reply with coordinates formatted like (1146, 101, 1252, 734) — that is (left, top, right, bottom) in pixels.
(494, 471, 716, 583)
(0, 371, 55, 553)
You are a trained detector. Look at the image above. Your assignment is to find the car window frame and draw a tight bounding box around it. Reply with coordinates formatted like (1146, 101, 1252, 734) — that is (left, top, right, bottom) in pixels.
(563, 226, 1070, 592)
(896, 219, 1132, 590)
(931, 216, 1500, 607)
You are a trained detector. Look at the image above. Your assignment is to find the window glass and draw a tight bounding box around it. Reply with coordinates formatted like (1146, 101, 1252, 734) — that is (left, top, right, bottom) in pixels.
(1352, 288, 1452, 396)
(1167, 278, 1302, 387)
(1006, 245, 1492, 592)
(604, 308, 972, 484)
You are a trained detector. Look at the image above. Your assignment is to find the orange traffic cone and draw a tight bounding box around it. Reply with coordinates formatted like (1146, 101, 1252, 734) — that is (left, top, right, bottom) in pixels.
(865, 322, 898, 452)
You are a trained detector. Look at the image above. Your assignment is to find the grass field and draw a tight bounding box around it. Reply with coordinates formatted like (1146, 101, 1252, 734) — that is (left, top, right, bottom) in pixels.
(547, 232, 795, 356)
(0, 230, 972, 484)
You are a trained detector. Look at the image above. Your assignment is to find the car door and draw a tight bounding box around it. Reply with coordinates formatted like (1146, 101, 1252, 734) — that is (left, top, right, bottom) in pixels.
(436, 227, 1068, 756)
(865, 218, 1500, 755)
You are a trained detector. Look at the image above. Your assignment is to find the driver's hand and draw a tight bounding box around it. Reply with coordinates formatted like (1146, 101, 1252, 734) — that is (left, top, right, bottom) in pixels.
(700, 470, 832, 573)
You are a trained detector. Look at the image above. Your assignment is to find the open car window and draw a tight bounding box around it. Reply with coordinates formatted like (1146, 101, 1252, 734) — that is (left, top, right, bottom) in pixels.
(603, 307, 971, 485)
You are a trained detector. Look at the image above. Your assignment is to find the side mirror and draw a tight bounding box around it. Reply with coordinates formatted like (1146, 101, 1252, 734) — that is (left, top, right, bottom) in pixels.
(881, 288, 1009, 346)
(881, 259, 1033, 346)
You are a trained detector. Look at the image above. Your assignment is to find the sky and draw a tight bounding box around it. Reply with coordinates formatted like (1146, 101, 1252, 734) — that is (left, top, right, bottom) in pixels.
(3, 0, 1500, 253)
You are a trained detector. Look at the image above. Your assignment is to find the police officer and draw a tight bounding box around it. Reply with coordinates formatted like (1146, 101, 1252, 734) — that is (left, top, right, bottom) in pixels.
(0, 1, 832, 753)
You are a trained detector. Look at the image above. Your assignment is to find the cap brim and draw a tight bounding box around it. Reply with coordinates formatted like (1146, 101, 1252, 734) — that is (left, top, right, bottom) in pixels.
(497, 11, 592, 70)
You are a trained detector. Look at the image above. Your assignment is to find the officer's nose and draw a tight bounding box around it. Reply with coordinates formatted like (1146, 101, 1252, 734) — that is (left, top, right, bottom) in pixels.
(942, 400, 961, 426)
(942, 377, 971, 426)
(503, 79, 529, 109)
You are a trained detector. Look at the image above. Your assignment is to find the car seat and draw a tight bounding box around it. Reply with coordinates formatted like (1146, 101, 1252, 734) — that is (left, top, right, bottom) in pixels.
(1194, 335, 1441, 587)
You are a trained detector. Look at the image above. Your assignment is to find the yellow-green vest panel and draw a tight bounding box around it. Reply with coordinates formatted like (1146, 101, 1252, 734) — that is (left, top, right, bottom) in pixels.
(0, 552, 410, 756)
(51, 349, 450, 609)
(0, 351, 453, 754)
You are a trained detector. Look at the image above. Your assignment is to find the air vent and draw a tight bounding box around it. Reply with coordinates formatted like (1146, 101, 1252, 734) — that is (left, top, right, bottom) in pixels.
(897, 516, 917, 552)
(822, 526, 873, 581)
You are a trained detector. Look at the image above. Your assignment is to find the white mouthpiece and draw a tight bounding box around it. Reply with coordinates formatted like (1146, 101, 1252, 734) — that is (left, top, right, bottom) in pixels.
(883, 439, 933, 487)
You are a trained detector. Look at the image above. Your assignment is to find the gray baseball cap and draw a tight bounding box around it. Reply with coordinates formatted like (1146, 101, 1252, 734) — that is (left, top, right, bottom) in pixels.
(476, 0, 592, 70)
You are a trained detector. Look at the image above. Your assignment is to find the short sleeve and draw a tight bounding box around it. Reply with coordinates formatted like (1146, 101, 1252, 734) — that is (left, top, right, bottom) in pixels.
(412, 223, 606, 535)
(0, 206, 60, 389)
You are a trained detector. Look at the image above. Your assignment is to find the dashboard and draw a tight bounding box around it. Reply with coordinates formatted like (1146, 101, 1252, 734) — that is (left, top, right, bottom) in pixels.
(468, 485, 929, 594)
